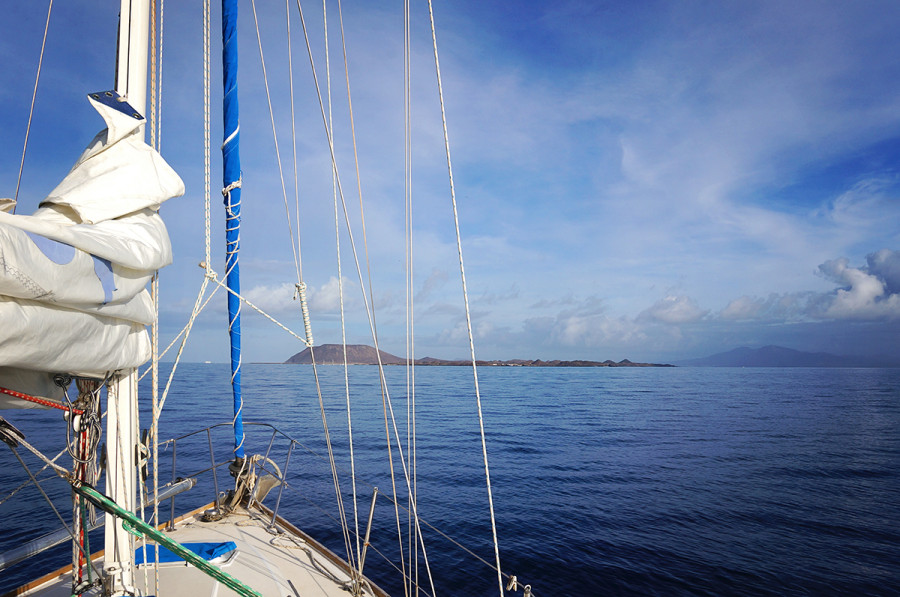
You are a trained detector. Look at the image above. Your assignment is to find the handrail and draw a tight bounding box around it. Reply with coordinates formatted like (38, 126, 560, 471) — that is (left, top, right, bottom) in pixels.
(157, 420, 295, 448)
(0, 478, 195, 572)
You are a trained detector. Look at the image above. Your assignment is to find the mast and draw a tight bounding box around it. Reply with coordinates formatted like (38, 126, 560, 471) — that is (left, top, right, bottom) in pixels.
(105, 1, 150, 594)
(222, 0, 246, 465)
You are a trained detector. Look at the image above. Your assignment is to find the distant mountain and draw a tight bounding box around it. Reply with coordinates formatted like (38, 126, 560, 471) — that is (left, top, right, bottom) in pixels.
(286, 345, 673, 367)
(285, 344, 405, 365)
(677, 345, 889, 367)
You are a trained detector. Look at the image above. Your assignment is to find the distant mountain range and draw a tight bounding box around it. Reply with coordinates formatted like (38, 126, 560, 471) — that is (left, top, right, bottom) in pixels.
(285, 344, 673, 367)
(677, 345, 897, 367)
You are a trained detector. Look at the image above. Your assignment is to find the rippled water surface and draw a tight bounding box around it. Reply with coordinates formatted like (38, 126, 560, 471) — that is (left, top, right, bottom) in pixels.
(2, 365, 898, 595)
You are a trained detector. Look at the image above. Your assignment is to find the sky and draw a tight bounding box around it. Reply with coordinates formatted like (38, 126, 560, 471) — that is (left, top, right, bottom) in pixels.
(1, 1, 899, 364)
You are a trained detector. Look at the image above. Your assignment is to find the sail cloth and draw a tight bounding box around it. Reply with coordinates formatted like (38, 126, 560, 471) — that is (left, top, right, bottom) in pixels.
(0, 91, 183, 407)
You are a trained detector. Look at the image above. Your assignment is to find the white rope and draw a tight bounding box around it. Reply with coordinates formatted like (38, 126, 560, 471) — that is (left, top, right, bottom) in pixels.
(286, 0, 302, 283)
(249, 0, 302, 283)
(290, 3, 443, 592)
(299, 4, 414, 592)
(207, 272, 311, 347)
(156, 275, 213, 414)
(13, 0, 54, 211)
(334, 0, 363, 579)
(138, 281, 221, 384)
(155, 0, 166, 150)
(427, 2, 504, 595)
(402, 2, 420, 594)
(149, 0, 163, 590)
(0, 444, 69, 506)
(320, 0, 360, 580)
(290, 2, 426, 590)
(150, 271, 161, 596)
(204, 0, 212, 271)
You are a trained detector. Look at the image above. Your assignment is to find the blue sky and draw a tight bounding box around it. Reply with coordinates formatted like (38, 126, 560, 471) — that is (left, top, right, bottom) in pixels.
(2, 1, 899, 363)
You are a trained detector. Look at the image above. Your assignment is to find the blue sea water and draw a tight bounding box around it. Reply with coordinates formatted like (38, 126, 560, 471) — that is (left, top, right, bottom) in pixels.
(1, 365, 898, 596)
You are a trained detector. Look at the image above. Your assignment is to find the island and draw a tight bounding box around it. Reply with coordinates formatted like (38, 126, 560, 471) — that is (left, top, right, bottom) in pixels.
(285, 344, 674, 367)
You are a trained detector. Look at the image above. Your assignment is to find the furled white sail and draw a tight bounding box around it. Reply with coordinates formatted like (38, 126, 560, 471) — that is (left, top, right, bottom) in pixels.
(0, 92, 183, 407)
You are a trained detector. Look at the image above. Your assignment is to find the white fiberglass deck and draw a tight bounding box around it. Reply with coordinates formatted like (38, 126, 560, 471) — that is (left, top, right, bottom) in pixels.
(14, 503, 387, 597)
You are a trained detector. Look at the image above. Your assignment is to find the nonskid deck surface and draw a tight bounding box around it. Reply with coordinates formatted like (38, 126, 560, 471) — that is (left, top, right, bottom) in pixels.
(15, 504, 385, 597)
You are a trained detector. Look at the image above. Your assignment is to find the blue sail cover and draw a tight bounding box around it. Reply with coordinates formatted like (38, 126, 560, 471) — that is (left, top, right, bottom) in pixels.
(222, 0, 245, 459)
(134, 541, 237, 564)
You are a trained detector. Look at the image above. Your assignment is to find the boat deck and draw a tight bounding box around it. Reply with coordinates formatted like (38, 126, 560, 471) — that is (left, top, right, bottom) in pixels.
(12, 503, 387, 597)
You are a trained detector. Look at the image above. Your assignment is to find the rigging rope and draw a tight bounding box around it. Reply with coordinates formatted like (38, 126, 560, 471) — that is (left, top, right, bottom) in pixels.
(320, 1, 359, 580)
(332, 3, 370, 583)
(13, 0, 53, 212)
(286, 0, 303, 283)
(426, 1, 505, 594)
(402, 2, 421, 594)
(0, 443, 68, 507)
(149, 0, 165, 592)
(1, 423, 104, 583)
(290, 3, 417, 591)
(70, 378, 102, 593)
(248, 0, 302, 283)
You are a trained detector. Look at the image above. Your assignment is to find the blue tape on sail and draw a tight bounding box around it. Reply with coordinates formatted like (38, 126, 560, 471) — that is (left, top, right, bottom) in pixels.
(88, 90, 144, 120)
(91, 255, 115, 304)
(24, 231, 76, 265)
(134, 541, 237, 565)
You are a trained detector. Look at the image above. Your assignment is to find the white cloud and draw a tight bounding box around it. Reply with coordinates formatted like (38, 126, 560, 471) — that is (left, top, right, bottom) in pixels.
(639, 295, 708, 324)
(867, 248, 900, 295)
(308, 276, 359, 313)
(816, 253, 900, 320)
(242, 283, 296, 316)
(718, 292, 814, 322)
(242, 276, 357, 317)
(717, 250, 900, 323)
(720, 296, 767, 321)
(537, 296, 647, 348)
(415, 268, 449, 302)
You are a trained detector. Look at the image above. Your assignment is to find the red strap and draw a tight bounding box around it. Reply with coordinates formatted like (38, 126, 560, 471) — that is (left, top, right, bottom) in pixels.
(0, 385, 83, 415)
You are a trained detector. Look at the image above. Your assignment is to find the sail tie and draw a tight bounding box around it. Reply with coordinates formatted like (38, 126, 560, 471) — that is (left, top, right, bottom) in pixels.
(223, 176, 243, 219)
(222, 176, 242, 198)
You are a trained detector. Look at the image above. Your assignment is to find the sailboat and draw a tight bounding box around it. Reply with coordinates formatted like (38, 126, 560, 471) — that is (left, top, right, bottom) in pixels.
(0, 1, 529, 596)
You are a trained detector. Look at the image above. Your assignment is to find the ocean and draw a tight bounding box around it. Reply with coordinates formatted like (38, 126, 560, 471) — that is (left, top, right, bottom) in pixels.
(1, 364, 898, 596)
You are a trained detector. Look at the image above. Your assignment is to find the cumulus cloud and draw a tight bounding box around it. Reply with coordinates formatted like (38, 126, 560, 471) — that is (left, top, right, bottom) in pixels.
(815, 252, 900, 320)
(242, 276, 357, 317)
(719, 292, 813, 321)
(717, 250, 900, 322)
(639, 295, 709, 324)
(308, 276, 358, 313)
(539, 296, 647, 347)
(242, 283, 296, 315)
(867, 248, 900, 295)
(719, 295, 767, 320)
